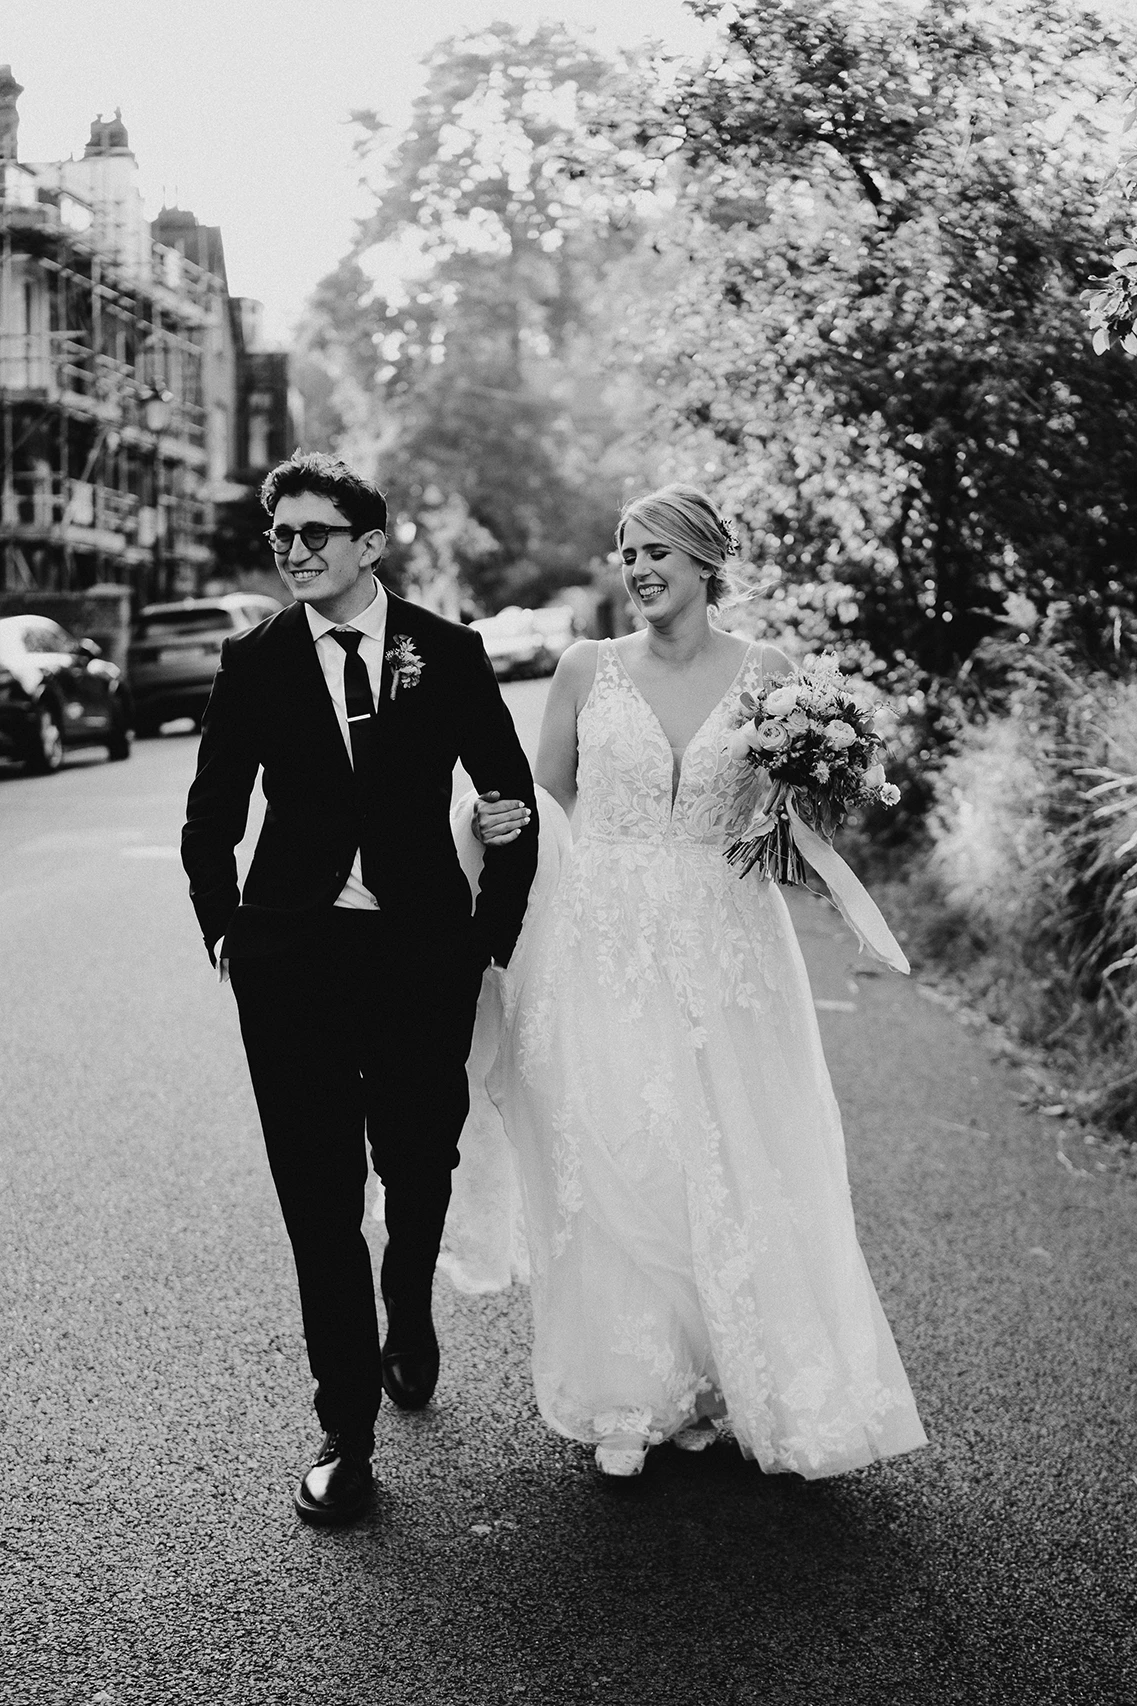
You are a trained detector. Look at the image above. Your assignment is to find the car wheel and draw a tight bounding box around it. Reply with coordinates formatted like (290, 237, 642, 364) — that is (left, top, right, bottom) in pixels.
(106, 704, 133, 762)
(25, 705, 65, 774)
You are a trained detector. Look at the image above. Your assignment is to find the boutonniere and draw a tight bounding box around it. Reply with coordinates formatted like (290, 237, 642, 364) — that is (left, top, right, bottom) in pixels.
(385, 635, 424, 699)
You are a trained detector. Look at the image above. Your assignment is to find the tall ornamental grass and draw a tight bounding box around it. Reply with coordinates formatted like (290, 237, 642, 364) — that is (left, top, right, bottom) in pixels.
(906, 643, 1137, 1138)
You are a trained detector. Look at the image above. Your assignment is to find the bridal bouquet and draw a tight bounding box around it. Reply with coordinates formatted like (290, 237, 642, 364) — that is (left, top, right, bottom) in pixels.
(725, 653, 898, 880)
(724, 655, 908, 973)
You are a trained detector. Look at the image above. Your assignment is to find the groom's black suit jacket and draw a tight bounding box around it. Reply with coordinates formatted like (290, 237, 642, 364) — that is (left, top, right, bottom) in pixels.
(181, 591, 538, 969)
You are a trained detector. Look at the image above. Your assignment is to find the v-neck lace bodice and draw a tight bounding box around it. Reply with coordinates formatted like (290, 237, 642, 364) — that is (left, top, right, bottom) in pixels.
(575, 640, 767, 847)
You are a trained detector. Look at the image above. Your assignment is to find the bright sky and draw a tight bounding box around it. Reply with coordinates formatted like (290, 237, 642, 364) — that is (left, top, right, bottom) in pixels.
(7, 0, 715, 342)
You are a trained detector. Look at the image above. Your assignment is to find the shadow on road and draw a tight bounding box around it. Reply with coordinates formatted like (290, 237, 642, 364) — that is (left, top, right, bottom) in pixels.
(240, 1407, 1130, 1705)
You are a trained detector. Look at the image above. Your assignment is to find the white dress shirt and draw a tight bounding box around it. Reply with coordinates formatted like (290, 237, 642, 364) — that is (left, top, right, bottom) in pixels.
(305, 578, 388, 910)
(216, 579, 389, 979)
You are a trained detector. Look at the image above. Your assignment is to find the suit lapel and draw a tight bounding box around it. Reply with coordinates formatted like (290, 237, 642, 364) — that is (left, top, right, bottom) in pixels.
(371, 592, 424, 781)
(375, 596, 396, 726)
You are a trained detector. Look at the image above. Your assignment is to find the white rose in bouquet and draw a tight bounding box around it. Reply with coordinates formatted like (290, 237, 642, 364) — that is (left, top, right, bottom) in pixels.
(824, 720, 857, 749)
(864, 762, 887, 789)
(756, 719, 791, 752)
(763, 685, 800, 717)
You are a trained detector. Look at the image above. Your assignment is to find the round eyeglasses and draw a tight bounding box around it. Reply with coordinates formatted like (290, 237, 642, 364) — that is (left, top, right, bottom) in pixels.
(264, 523, 356, 556)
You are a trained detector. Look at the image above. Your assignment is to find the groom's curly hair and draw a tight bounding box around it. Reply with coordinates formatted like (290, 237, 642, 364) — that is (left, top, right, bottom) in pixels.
(260, 450, 388, 537)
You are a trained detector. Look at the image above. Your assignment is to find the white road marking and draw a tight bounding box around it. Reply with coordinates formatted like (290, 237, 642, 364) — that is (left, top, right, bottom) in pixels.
(929, 1116, 991, 1138)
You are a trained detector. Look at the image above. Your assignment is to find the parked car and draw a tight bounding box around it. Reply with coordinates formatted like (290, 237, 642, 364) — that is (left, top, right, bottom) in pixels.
(0, 614, 133, 773)
(128, 593, 282, 734)
(470, 605, 577, 681)
(528, 605, 576, 671)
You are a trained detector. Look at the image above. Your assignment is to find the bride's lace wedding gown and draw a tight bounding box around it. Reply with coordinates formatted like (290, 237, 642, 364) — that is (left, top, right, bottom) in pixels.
(478, 639, 927, 1478)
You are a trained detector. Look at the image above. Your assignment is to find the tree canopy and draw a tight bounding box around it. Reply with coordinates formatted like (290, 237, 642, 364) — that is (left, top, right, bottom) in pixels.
(295, 23, 645, 612)
(604, 0, 1137, 681)
(293, 0, 1137, 677)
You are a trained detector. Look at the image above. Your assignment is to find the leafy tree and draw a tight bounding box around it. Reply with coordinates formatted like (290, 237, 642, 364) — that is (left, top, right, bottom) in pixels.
(295, 23, 645, 612)
(607, 0, 1137, 684)
(1085, 85, 1137, 354)
(291, 259, 386, 456)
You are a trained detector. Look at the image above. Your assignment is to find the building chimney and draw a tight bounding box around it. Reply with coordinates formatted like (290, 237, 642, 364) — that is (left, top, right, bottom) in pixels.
(0, 65, 24, 163)
(84, 107, 134, 159)
(65, 106, 148, 280)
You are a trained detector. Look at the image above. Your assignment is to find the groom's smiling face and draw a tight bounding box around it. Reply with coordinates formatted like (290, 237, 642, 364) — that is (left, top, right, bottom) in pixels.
(270, 492, 385, 623)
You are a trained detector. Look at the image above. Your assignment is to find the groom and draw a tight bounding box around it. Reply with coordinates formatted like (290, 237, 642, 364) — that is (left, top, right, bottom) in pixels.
(181, 452, 538, 1525)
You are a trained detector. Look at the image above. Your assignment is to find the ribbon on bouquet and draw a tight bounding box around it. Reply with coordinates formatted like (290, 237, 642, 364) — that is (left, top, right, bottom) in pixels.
(784, 796, 910, 975)
(728, 787, 910, 975)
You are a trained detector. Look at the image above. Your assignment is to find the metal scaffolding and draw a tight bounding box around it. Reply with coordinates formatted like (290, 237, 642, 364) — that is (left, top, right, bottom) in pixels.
(0, 175, 216, 606)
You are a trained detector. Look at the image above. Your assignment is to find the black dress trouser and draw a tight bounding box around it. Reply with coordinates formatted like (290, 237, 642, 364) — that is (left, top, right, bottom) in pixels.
(229, 907, 484, 1440)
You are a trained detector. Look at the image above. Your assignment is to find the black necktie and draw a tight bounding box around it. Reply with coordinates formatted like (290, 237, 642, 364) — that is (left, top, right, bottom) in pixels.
(330, 629, 380, 897)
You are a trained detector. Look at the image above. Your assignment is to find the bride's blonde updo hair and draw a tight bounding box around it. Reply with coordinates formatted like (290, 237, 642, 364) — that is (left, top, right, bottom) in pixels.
(617, 483, 743, 608)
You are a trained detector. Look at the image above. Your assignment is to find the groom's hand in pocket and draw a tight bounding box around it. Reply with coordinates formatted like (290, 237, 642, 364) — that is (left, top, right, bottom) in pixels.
(474, 791, 532, 847)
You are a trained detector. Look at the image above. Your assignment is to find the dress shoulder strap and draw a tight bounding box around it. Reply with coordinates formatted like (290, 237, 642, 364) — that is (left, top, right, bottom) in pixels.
(753, 641, 791, 689)
(593, 637, 624, 687)
(575, 636, 613, 716)
(735, 640, 770, 697)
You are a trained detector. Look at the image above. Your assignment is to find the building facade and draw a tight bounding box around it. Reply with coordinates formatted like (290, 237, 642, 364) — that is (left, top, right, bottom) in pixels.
(0, 68, 294, 628)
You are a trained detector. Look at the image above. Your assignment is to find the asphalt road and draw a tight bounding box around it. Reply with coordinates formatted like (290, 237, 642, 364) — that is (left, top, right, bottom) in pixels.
(2, 685, 1135, 1705)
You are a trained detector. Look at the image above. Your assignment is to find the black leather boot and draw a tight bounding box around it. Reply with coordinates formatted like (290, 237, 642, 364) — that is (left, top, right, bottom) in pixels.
(381, 1291, 440, 1409)
(294, 1432, 374, 1525)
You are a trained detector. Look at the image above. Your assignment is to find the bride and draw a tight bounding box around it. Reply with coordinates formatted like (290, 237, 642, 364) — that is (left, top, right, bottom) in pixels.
(461, 483, 927, 1480)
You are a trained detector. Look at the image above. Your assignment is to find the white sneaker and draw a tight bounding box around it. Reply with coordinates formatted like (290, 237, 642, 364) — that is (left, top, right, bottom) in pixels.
(594, 1433, 649, 1477)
